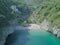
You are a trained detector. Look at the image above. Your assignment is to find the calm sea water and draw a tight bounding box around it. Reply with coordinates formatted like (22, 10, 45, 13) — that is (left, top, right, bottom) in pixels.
(5, 30, 60, 45)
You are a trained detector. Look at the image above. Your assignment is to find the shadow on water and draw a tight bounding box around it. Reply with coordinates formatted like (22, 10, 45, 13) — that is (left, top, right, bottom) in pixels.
(5, 30, 30, 45)
(4, 3, 34, 45)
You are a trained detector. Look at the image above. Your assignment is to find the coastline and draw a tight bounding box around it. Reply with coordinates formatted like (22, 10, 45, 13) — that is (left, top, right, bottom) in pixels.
(0, 23, 60, 45)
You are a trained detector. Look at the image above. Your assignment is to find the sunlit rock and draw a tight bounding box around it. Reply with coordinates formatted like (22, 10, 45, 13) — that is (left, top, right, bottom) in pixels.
(57, 29, 60, 38)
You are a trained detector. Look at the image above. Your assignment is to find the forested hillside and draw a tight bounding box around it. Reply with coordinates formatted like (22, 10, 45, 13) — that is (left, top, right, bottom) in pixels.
(0, 0, 60, 34)
(0, 0, 60, 45)
(0, 0, 35, 28)
(27, 0, 60, 28)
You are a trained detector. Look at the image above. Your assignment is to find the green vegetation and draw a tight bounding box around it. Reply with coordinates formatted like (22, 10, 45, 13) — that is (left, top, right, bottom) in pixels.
(0, 0, 60, 35)
(0, 0, 34, 35)
(27, 0, 60, 28)
(0, 0, 13, 27)
(0, 0, 34, 28)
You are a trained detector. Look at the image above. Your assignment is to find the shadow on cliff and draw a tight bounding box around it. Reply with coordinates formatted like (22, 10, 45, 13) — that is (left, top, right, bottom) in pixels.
(5, 29, 30, 45)
(4, 2, 35, 45)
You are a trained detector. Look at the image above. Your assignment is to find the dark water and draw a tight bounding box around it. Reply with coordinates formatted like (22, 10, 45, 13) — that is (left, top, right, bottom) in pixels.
(5, 30, 60, 45)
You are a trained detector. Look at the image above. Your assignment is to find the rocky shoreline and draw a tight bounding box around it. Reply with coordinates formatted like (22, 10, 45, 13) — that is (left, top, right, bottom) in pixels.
(0, 22, 60, 45)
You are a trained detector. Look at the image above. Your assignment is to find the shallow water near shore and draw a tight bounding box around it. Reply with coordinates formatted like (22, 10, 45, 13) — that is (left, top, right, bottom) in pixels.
(5, 30, 60, 45)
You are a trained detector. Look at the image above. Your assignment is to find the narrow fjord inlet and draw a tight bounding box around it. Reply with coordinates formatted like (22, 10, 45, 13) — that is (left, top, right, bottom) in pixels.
(5, 30, 60, 45)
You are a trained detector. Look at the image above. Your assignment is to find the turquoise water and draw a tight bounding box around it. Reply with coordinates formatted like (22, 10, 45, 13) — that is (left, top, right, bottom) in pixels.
(5, 30, 60, 45)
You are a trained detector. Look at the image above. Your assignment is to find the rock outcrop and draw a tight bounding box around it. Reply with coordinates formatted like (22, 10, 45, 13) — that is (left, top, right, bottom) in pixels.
(39, 20, 60, 38)
(0, 19, 60, 45)
(0, 27, 14, 45)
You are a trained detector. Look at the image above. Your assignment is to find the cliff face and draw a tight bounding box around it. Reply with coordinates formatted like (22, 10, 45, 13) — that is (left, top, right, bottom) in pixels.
(38, 20, 60, 38)
(0, 27, 14, 45)
(47, 26, 60, 38)
(50, 28, 60, 38)
(0, 19, 60, 45)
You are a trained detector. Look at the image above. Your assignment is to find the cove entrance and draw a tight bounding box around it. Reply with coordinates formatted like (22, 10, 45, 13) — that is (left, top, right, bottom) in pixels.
(5, 30, 60, 45)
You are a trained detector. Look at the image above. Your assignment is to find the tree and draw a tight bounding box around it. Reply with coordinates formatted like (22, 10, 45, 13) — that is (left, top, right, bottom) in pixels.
(28, 0, 60, 28)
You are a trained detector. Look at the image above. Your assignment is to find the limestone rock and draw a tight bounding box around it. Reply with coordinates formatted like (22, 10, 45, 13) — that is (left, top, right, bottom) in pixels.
(57, 29, 60, 38)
